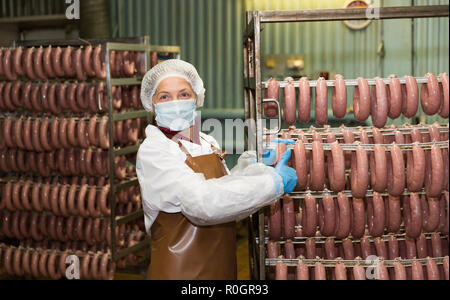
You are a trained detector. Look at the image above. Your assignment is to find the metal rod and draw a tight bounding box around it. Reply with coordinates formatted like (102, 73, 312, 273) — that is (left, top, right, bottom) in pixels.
(261, 75, 443, 88)
(264, 141, 449, 152)
(265, 257, 446, 268)
(258, 5, 449, 23)
(287, 188, 437, 200)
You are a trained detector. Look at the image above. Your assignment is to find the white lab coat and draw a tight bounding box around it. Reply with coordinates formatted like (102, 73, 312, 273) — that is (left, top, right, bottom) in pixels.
(136, 125, 284, 234)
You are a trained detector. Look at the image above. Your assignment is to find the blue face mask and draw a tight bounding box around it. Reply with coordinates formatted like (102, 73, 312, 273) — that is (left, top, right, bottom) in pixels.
(155, 99, 198, 131)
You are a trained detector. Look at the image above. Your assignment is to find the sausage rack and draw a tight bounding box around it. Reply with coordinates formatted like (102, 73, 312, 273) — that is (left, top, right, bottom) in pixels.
(0, 36, 181, 279)
(243, 5, 450, 280)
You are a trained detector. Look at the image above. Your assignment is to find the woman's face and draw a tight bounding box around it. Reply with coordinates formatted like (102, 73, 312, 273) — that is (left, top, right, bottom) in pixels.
(152, 77, 196, 106)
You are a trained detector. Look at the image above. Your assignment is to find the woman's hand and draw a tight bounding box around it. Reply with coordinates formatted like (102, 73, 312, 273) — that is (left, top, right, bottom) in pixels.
(274, 149, 298, 194)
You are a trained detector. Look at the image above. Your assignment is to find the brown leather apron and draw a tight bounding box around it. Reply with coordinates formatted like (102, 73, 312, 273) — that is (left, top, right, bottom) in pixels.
(146, 133, 237, 280)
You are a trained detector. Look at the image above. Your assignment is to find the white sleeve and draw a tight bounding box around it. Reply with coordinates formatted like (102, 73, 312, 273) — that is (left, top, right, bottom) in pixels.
(137, 143, 284, 227)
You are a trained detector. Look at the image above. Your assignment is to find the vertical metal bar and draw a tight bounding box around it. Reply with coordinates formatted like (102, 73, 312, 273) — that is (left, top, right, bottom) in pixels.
(105, 43, 117, 261)
(253, 11, 266, 281)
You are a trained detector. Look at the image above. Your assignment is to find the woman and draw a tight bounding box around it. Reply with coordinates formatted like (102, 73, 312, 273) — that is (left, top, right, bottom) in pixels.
(137, 59, 297, 280)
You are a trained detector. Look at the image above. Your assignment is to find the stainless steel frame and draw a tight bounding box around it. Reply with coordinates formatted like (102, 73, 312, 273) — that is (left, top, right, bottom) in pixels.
(243, 5, 449, 280)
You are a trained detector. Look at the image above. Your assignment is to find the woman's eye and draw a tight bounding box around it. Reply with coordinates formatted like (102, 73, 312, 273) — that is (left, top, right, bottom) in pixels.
(181, 92, 190, 98)
(160, 95, 168, 101)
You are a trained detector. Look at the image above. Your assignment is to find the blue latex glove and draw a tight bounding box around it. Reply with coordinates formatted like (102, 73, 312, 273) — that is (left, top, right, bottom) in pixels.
(274, 149, 298, 194)
(263, 139, 296, 166)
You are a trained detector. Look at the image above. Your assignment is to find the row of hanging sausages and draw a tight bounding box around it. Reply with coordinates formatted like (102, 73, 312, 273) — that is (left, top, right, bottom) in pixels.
(0, 210, 127, 246)
(0, 81, 143, 113)
(0, 46, 151, 81)
(274, 256, 449, 280)
(268, 233, 448, 262)
(0, 245, 115, 280)
(269, 192, 449, 241)
(0, 116, 146, 151)
(272, 131, 449, 197)
(0, 149, 131, 179)
(266, 73, 450, 126)
(0, 181, 140, 218)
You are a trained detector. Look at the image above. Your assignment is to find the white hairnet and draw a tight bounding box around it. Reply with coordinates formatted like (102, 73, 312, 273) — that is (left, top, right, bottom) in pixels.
(140, 59, 206, 112)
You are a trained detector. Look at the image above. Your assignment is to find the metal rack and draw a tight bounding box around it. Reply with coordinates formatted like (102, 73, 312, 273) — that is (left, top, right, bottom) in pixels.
(0, 37, 182, 278)
(243, 5, 450, 280)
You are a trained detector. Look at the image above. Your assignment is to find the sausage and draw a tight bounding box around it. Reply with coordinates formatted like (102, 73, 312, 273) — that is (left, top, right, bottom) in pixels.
(34, 47, 47, 80)
(370, 144, 387, 193)
(350, 198, 365, 239)
(296, 260, 309, 280)
(319, 194, 336, 237)
(76, 83, 89, 111)
(353, 77, 371, 122)
(315, 77, 328, 126)
(77, 184, 90, 218)
(42, 46, 55, 78)
(13, 47, 25, 76)
(100, 253, 115, 280)
(293, 140, 308, 190)
(58, 119, 70, 149)
(83, 45, 96, 77)
(350, 144, 369, 198)
(335, 193, 351, 239)
(269, 200, 282, 240)
(391, 261, 407, 280)
(314, 262, 326, 281)
(11, 82, 23, 108)
(375, 261, 389, 280)
(93, 45, 106, 79)
(332, 74, 347, 119)
(335, 262, 347, 281)
(430, 233, 443, 258)
(123, 51, 136, 76)
(426, 258, 440, 280)
(439, 72, 449, 118)
(0, 83, 7, 111)
(421, 73, 442, 115)
(352, 264, 366, 280)
(387, 236, 400, 260)
(302, 194, 318, 237)
(2, 49, 17, 80)
(52, 47, 65, 77)
(62, 46, 75, 77)
(387, 144, 406, 196)
(371, 77, 389, 128)
(298, 77, 311, 123)
(116, 51, 124, 77)
(48, 83, 61, 115)
(402, 76, 420, 118)
(424, 145, 444, 198)
(284, 240, 296, 260)
(410, 260, 424, 280)
(99, 117, 110, 150)
(386, 75, 403, 119)
(421, 195, 440, 233)
(439, 192, 449, 235)
(407, 143, 426, 192)
(310, 140, 325, 191)
(39, 118, 52, 152)
(324, 238, 337, 260)
(374, 237, 388, 259)
(385, 195, 402, 234)
(283, 195, 295, 239)
(327, 142, 345, 192)
(3, 82, 17, 112)
(78, 119, 90, 149)
(283, 77, 297, 125)
(267, 241, 278, 259)
(67, 118, 79, 147)
(96, 82, 107, 110)
(67, 83, 80, 113)
(74, 48, 87, 81)
(367, 194, 386, 237)
(403, 194, 423, 239)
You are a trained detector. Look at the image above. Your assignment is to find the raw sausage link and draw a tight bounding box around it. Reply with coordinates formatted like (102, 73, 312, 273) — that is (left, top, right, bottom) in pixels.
(387, 75, 403, 119)
(93, 45, 106, 79)
(298, 77, 311, 123)
(315, 77, 328, 126)
(33, 47, 47, 80)
(402, 76, 419, 118)
(439, 72, 449, 118)
(367, 193, 386, 237)
(424, 145, 444, 198)
(350, 144, 369, 198)
(283, 77, 296, 125)
(43, 46, 55, 78)
(351, 198, 366, 239)
(353, 77, 371, 122)
(327, 142, 345, 192)
(302, 194, 318, 237)
(421, 73, 442, 116)
(421, 195, 440, 233)
(269, 200, 282, 241)
(3, 49, 17, 80)
(293, 139, 308, 190)
(371, 77, 389, 128)
(310, 140, 325, 191)
(407, 143, 426, 192)
(403, 194, 423, 239)
(386, 195, 402, 234)
(335, 193, 351, 239)
(370, 144, 387, 192)
(332, 74, 347, 119)
(319, 194, 336, 237)
(387, 144, 406, 197)
(283, 195, 295, 240)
